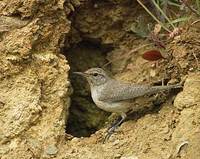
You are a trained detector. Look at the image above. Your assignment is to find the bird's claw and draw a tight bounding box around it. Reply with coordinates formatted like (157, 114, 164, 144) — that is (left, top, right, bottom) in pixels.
(102, 114, 126, 143)
(103, 129, 114, 143)
(102, 125, 118, 143)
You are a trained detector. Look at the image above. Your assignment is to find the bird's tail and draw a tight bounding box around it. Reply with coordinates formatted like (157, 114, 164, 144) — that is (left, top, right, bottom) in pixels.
(163, 83, 182, 89)
(148, 83, 182, 95)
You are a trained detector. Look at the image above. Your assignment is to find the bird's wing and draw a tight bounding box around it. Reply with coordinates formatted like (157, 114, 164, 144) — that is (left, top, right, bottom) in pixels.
(98, 80, 152, 102)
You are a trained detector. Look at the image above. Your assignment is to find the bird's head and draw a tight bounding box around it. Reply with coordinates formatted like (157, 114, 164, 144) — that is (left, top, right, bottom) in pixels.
(74, 68, 111, 87)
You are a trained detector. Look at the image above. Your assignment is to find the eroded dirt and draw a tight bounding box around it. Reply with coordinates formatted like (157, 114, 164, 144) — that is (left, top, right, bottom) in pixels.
(0, 0, 71, 158)
(0, 0, 200, 159)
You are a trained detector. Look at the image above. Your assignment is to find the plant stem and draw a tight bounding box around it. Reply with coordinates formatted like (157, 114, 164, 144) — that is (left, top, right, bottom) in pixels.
(137, 0, 171, 33)
(182, 0, 200, 16)
(152, 0, 176, 29)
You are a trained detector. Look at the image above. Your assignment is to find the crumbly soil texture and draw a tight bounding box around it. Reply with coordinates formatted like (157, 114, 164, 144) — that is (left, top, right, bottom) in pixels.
(0, 0, 200, 159)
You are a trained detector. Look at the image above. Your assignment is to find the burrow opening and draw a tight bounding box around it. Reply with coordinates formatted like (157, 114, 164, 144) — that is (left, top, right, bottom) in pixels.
(63, 39, 113, 137)
(61, 0, 155, 137)
(62, 0, 132, 137)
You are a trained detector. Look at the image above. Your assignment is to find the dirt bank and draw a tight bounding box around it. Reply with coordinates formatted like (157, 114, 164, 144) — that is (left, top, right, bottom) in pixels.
(0, 0, 199, 159)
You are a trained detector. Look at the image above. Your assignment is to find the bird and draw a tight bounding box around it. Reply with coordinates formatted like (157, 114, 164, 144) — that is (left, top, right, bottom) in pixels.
(74, 67, 182, 142)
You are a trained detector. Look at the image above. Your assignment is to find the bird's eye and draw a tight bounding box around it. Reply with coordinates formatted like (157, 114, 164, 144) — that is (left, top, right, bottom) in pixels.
(93, 73, 98, 76)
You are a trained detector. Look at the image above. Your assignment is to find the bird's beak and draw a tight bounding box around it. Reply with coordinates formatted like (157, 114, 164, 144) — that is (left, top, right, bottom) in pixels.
(73, 72, 88, 77)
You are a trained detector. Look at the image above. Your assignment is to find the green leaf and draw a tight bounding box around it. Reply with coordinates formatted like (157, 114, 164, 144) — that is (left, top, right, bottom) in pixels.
(168, 16, 191, 25)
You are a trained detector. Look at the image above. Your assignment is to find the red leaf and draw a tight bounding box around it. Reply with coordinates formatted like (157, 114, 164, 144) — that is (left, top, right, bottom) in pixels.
(142, 50, 163, 61)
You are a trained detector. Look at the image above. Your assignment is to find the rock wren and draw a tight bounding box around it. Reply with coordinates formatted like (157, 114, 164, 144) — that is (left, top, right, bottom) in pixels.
(74, 68, 182, 142)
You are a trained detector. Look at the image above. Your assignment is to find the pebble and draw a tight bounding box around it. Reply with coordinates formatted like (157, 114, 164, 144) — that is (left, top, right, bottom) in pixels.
(112, 139, 120, 146)
(71, 137, 80, 142)
(114, 153, 122, 158)
(45, 144, 58, 155)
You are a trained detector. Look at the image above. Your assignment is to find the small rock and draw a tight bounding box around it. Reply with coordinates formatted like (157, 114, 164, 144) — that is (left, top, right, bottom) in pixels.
(149, 69, 156, 77)
(114, 153, 122, 158)
(45, 144, 58, 155)
(112, 139, 120, 146)
(174, 74, 200, 110)
(167, 78, 179, 85)
(71, 137, 80, 143)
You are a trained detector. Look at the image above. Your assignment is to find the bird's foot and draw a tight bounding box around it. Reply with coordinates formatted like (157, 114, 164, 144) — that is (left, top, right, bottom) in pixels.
(103, 125, 118, 143)
(102, 117, 124, 143)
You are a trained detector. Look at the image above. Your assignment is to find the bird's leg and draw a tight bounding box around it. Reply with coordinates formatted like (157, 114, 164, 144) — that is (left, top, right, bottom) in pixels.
(107, 116, 122, 131)
(103, 113, 127, 143)
(108, 113, 126, 133)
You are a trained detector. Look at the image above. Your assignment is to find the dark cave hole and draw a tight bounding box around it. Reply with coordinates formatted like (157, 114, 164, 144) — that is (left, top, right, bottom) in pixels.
(63, 40, 112, 137)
